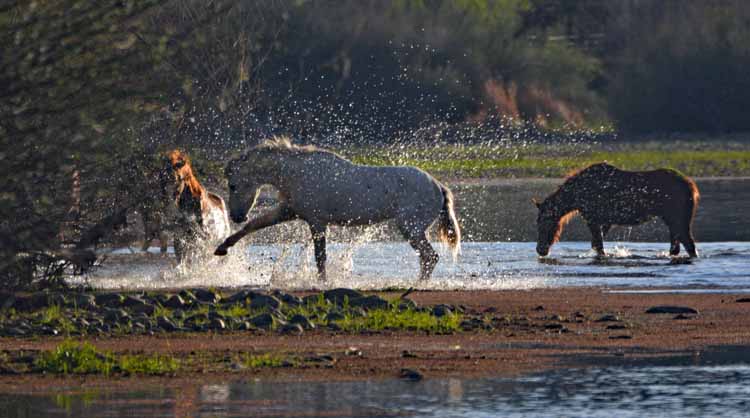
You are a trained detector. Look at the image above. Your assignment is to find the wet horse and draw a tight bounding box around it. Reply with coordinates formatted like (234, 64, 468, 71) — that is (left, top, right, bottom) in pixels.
(165, 150, 231, 263)
(534, 162, 699, 258)
(214, 137, 461, 281)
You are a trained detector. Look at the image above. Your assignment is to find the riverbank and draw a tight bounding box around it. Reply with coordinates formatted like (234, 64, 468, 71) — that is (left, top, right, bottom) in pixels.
(344, 141, 750, 180)
(1, 288, 749, 391)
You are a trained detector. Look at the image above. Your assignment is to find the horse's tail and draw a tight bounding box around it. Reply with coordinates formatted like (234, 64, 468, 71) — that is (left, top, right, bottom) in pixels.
(437, 184, 461, 261)
(685, 176, 700, 222)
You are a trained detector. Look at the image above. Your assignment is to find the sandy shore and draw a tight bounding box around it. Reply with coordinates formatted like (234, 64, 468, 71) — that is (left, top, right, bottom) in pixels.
(1, 287, 749, 392)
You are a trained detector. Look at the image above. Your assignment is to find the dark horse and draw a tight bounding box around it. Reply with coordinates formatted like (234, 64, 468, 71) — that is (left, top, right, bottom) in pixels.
(534, 163, 699, 258)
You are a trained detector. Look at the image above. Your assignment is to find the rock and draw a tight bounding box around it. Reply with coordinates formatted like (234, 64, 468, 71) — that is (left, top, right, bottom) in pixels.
(595, 314, 621, 322)
(606, 324, 628, 330)
(95, 293, 123, 308)
(645, 306, 699, 315)
(288, 314, 315, 330)
(69, 294, 96, 310)
(459, 318, 484, 331)
(126, 301, 155, 316)
(736, 298, 750, 303)
(544, 323, 564, 330)
(193, 288, 221, 304)
(272, 291, 302, 307)
(398, 299, 418, 311)
(609, 335, 633, 340)
(249, 313, 275, 330)
(302, 294, 325, 306)
(323, 288, 364, 305)
(325, 312, 345, 323)
(249, 294, 281, 310)
(432, 305, 453, 318)
(172, 309, 185, 319)
(224, 290, 258, 305)
(163, 295, 186, 309)
(178, 290, 197, 305)
(156, 316, 178, 332)
(401, 350, 418, 358)
(238, 321, 253, 331)
(673, 314, 695, 320)
(0, 292, 16, 310)
(327, 322, 342, 331)
(184, 313, 208, 325)
(345, 347, 362, 357)
(103, 308, 128, 323)
(399, 368, 423, 381)
(208, 311, 226, 321)
(533, 305, 545, 311)
(278, 323, 304, 335)
(349, 295, 389, 310)
(209, 318, 226, 330)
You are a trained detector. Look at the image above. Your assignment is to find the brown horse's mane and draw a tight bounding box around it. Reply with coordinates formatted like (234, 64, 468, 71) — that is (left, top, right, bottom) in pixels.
(168, 149, 204, 198)
(552, 210, 579, 244)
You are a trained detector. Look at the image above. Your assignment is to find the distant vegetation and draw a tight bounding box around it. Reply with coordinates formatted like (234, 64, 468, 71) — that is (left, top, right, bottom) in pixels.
(3, 0, 750, 288)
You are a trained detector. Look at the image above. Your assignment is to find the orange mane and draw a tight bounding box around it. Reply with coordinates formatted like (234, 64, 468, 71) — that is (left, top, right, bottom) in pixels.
(552, 210, 579, 244)
(168, 149, 204, 198)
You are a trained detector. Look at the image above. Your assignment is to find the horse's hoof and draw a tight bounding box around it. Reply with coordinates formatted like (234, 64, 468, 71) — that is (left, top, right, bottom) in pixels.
(214, 247, 228, 256)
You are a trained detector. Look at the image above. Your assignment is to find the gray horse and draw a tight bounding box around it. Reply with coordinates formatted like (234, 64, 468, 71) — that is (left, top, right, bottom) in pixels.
(214, 137, 461, 281)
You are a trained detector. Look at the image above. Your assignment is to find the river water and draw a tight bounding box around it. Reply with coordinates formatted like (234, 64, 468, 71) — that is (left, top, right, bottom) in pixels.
(84, 241, 750, 291)
(3, 346, 750, 418)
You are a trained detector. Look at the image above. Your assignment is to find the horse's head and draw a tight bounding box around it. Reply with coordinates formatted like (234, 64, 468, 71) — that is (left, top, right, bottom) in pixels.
(224, 156, 259, 224)
(534, 198, 558, 257)
(164, 149, 200, 200)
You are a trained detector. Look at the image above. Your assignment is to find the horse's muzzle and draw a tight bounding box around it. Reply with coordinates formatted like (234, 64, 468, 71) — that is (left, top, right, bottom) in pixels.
(536, 245, 550, 257)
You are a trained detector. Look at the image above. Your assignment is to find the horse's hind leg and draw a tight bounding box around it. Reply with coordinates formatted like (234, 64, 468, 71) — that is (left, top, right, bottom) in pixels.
(668, 229, 681, 256)
(681, 226, 698, 258)
(309, 224, 327, 281)
(403, 230, 438, 281)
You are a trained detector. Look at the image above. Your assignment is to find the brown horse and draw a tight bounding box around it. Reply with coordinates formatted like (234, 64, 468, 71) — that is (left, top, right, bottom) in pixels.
(165, 150, 231, 263)
(534, 163, 699, 258)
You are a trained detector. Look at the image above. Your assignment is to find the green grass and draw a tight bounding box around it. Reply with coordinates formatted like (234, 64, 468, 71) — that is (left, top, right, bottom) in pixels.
(345, 144, 750, 178)
(337, 306, 461, 333)
(242, 353, 287, 368)
(36, 341, 179, 376)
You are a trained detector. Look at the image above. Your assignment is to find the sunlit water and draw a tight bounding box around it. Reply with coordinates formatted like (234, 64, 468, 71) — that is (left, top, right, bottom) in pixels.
(79, 241, 750, 290)
(4, 352, 750, 418)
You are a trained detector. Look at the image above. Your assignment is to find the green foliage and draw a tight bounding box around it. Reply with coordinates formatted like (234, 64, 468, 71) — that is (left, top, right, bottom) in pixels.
(36, 341, 115, 375)
(337, 306, 461, 333)
(349, 143, 750, 178)
(118, 354, 179, 375)
(606, 0, 750, 133)
(242, 353, 286, 368)
(36, 340, 179, 375)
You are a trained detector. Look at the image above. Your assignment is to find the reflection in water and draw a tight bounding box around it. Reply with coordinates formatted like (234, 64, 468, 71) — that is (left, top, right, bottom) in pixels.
(4, 353, 750, 418)
(81, 242, 750, 290)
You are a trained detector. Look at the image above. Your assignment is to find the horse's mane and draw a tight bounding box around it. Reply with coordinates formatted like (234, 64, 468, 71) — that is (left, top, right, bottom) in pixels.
(552, 210, 579, 244)
(168, 149, 204, 198)
(247, 136, 344, 159)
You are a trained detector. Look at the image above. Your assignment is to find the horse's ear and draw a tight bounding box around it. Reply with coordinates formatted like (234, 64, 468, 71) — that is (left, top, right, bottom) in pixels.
(531, 198, 541, 208)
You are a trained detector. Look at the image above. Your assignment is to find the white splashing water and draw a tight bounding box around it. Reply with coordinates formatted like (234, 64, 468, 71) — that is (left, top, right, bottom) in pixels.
(78, 241, 750, 291)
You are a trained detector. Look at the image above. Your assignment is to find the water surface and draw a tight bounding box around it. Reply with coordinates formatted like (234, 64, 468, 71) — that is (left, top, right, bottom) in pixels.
(84, 241, 750, 290)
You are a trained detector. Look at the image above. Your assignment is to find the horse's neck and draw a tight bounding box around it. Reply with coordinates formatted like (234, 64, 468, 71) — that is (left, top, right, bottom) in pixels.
(551, 185, 578, 217)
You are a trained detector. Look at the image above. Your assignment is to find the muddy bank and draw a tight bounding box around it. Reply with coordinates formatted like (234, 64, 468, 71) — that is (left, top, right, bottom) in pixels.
(1, 288, 749, 390)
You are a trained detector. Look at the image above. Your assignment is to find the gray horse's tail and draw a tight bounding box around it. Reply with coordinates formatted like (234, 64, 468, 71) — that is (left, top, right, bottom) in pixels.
(437, 184, 461, 261)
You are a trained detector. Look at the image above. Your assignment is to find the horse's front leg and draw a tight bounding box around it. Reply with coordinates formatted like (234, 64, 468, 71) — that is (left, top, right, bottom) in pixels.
(309, 224, 327, 281)
(214, 205, 294, 256)
(587, 222, 606, 257)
